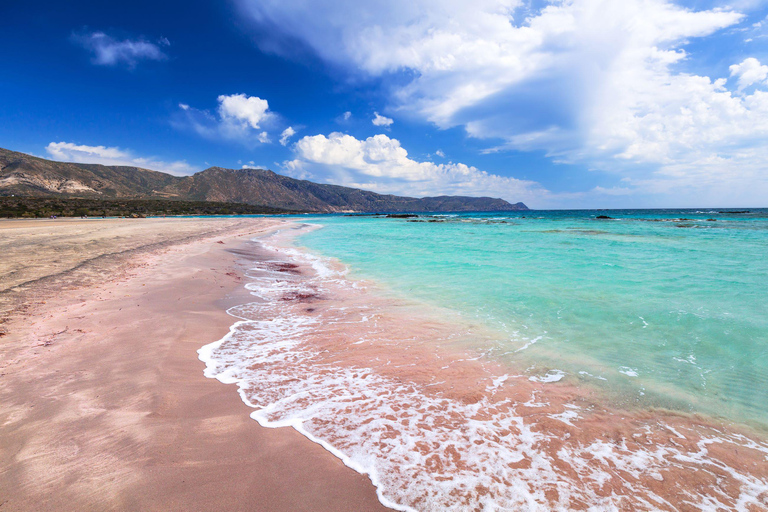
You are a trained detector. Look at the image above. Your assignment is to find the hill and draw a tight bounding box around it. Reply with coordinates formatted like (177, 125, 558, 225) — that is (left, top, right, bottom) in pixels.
(0, 147, 528, 213)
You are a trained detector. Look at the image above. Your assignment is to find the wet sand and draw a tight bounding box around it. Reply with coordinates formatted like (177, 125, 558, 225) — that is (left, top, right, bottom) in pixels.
(0, 218, 390, 511)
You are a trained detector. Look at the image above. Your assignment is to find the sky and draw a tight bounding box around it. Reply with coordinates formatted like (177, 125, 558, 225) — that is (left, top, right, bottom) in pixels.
(2, 0, 768, 209)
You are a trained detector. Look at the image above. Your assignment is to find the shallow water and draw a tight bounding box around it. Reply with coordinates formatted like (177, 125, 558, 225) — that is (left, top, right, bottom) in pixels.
(199, 213, 768, 510)
(297, 209, 768, 428)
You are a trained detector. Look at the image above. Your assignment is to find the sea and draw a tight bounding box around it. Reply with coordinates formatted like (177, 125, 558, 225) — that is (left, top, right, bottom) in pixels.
(199, 208, 768, 511)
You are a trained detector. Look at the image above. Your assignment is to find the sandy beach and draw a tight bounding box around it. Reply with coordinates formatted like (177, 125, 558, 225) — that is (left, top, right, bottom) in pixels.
(3, 216, 767, 511)
(0, 217, 389, 511)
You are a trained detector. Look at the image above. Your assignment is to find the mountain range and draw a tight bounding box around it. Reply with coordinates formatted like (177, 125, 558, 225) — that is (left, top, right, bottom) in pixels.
(0, 147, 528, 212)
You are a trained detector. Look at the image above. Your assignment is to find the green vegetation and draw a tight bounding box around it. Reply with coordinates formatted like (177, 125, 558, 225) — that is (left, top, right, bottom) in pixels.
(0, 197, 296, 218)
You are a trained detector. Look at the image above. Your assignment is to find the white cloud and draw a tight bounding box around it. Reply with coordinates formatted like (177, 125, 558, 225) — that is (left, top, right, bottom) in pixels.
(281, 159, 314, 180)
(236, 0, 768, 204)
(46, 142, 198, 176)
(435, 149, 445, 158)
(174, 93, 276, 145)
(730, 57, 768, 91)
(218, 93, 271, 129)
(335, 111, 353, 123)
(286, 132, 545, 201)
(280, 126, 297, 145)
(46, 142, 127, 161)
(372, 112, 394, 127)
(71, 31, 168, 68)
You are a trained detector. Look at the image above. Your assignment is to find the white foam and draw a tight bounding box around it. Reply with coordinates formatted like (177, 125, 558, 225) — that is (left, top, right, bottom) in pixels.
(661, 423, 687, 440)
(486, 374, 509, 393)
(529, 369, 565, 383)
(199, 314, 567, 509)
(618, 366, 639, 377)
(522, 390, 550, 408)
(514, 334, 544, 353)
(578, 370, 608, 381)
(549, 404, 581, 426)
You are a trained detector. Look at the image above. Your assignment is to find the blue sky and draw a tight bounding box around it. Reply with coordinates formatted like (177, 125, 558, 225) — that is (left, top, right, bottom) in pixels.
(2, 0, 767, 208)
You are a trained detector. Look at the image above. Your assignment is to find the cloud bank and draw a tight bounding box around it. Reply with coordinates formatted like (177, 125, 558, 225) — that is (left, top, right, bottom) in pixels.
(236, 0, 768, 205)
(284, 132, 545, 201)
(46, 142, 198, 176)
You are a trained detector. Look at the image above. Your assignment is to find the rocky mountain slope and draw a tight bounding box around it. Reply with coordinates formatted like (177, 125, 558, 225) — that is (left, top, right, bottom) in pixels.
(0, 147, 528, 212)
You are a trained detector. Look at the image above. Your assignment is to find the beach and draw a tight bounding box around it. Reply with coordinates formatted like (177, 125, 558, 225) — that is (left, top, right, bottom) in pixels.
(2, 213, 767, 511)
(0, 217, 389, 511)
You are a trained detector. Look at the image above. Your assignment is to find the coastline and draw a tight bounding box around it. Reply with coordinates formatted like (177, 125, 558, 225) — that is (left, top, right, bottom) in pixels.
(2, 216, 767, 510)
(204, 221, 768, 510)
(0, 218, 390, 511)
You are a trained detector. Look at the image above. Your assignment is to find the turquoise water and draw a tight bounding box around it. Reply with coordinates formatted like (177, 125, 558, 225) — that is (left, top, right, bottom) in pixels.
(296, 209, 768, 428)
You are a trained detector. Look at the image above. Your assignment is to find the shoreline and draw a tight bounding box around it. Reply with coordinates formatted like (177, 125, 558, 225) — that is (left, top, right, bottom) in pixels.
(3, 216, 767, 510)
(0, 218, 390, 511)
(206, 222, 768, 510)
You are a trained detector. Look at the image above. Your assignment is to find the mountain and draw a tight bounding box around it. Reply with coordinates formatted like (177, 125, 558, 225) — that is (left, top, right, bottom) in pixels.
(0, 147, 528, 212)
(0, 148, 179, 198)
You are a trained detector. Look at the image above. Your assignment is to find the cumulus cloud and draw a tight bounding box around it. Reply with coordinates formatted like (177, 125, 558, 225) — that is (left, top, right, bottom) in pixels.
(174, 93, 277, 145)
(372, 112, 393, 127)
(280, 126, 297, 145)
(218, 93, 271, 129)
(730, 57, 768, 91)
(285, 132, 545, 201)
(71, 31, 168, 68)
(235, 0, 768, 202)
(435, 149, 445, 158)
(46, 142, 198, 176)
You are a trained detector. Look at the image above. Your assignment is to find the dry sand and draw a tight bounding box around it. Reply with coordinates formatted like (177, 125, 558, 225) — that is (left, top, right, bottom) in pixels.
(0, 217, 390, 511)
